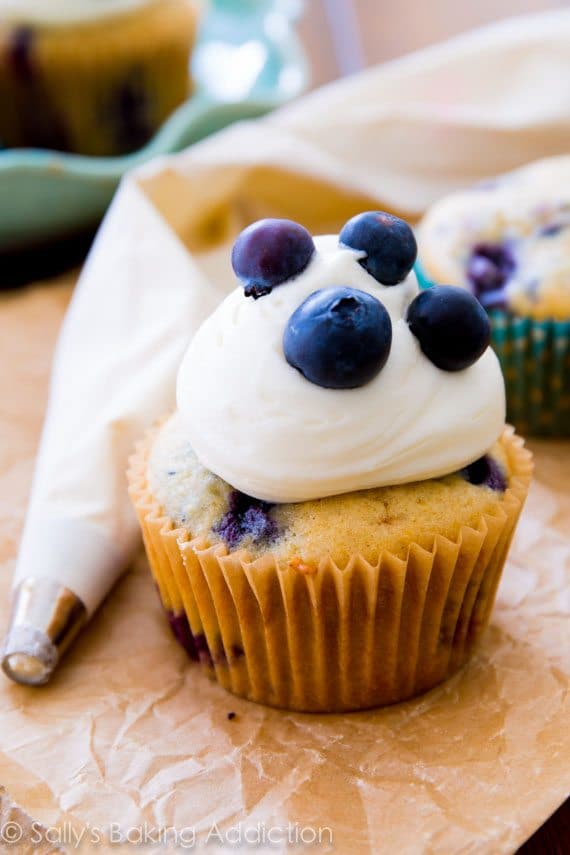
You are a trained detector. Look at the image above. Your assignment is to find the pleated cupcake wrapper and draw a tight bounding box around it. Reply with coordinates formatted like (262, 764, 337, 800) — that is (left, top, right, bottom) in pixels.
(0, 0, 197, 157)
(415, 262, 570, 436)
(128, 427, 532, 712)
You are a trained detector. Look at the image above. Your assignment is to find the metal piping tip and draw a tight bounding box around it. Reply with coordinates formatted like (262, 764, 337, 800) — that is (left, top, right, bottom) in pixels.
(2, 578, 87, 686)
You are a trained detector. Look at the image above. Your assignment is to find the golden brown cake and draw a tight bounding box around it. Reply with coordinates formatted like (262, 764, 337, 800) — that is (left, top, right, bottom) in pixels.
(0, 0, 198, 155)
(129, 419, 531, 712)
(147, 412, 515, 566)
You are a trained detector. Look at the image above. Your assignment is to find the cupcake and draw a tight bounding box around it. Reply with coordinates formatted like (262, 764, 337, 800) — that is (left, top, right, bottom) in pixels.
(129, 213, 532, 712)
(0, 0, 198, 156)
(418, 156, 570, 435)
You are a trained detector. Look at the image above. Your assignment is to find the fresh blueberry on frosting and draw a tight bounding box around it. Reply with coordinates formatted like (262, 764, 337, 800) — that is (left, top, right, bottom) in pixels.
(231, 218, 315, 299)
(339, 211, 417, 286)
(406, 285, 490, 372)
(283, 286, 392, 389)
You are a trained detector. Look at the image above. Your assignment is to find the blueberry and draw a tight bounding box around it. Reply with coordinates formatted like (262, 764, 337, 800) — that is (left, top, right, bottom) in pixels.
(474, 287, 508, 311)
(339, 211, 417, 285)
(214, 491, 277, 548)
(539, 222, 565, 237)
(241, 506, 274, 541)
(231, 219, 315, 299)
(467, 242, 515, 306)
(165, 610, 200, 661)
(406, 285, 490, 372)
(6, 27, 70, 151)
(231, 643, 244, 660)
(460, 455, 506, 491)
(283, 286, 392, 389)
(104, 73, 152, 153)
(8, 27, 35, 83)
(192, 632, 214, 668)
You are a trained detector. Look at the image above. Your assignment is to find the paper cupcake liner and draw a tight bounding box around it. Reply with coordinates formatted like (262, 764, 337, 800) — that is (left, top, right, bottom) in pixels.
(128, 427, 532, 712)
(415, 262, 570, 436)
(0, 0, 197, 156)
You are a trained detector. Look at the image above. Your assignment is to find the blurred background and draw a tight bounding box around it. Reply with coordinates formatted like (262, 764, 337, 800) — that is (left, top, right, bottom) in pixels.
(303, 0, 567, 83)
(1, 0, 568, 281)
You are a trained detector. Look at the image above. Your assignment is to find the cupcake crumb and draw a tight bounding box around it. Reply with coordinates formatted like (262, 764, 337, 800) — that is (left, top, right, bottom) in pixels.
(289, 556, 316, 574)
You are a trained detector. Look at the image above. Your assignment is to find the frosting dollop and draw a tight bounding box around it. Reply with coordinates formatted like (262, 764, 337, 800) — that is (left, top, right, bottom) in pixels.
(177, 235, 506, 503)
(0, 0, 155, 26)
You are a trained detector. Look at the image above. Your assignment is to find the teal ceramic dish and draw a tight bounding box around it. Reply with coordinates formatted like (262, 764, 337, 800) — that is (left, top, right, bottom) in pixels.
(415, 261, 570, 436)
(0, 0, 307, 252)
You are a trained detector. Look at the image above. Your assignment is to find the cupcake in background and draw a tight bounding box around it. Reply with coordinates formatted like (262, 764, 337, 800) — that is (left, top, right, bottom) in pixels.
(418, 156, 570, 435)
(0, 0, 199, 156)
(129, 213, 532, 712)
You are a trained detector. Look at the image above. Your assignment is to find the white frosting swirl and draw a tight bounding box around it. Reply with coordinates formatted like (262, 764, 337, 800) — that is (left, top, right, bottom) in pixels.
(177, 235, 506, 503)
(0, 0, 155, 26)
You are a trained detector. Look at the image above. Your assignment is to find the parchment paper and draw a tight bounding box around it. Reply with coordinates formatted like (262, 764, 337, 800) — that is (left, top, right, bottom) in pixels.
(1, 10, 570, 854)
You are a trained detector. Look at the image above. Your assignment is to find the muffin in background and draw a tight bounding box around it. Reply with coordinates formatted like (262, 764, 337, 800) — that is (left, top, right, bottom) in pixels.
(418, 156, 570, 435)
(128, 214, 532, 712)
(0, 0, 199, 156)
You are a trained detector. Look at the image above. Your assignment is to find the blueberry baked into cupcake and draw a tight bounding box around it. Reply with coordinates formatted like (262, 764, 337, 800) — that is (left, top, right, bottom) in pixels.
(418, 156, 570, 435)
(0, 0, 198, 156)
(129, 212, 532, 712)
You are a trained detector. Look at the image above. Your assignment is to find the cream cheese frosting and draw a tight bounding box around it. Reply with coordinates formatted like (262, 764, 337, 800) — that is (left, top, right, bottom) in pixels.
(0, 0, 156, 26)
(177, 235, 506, 503)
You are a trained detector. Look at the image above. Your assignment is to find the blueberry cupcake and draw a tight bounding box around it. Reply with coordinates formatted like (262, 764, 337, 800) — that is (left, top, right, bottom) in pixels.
(418, 156, 570, 435)
(0, 0, 198, 156)
(129, 213, 532, 712)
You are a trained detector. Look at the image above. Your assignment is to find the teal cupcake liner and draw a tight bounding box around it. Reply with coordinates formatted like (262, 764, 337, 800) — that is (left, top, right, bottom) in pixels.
(414, 262, 570, 436)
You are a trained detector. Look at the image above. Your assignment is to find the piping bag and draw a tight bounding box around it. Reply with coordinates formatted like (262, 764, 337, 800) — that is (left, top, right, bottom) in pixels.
(1, 180, 223, 684)
(5, 7, 570, 684)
